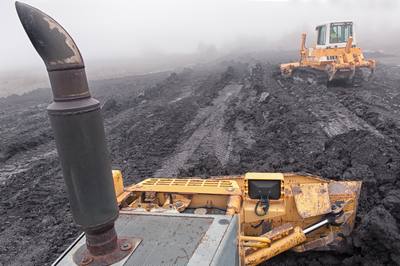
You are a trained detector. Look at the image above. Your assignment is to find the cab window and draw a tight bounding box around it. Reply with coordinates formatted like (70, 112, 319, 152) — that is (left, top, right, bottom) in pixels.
(330, 23, 353, 44)
(317, 25, 326, 45)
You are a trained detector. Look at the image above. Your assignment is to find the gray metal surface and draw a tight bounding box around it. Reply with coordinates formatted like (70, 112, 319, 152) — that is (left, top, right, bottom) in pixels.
(119, 213, 213, 265)
(210, 215, 239, 266)
(55, 212, 238, 266)
(188, 215, 238, 266)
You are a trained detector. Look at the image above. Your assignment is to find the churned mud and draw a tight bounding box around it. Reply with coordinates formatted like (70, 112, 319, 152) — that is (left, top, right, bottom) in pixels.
(1, 53, 400, 265)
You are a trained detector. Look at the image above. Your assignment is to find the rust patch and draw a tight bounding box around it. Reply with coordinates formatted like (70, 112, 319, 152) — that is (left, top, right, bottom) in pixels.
(43, 16, 81, 65)
(293, 233, 335, 252)
(293, 183, 332, 218)
(261, 223, 293, 241)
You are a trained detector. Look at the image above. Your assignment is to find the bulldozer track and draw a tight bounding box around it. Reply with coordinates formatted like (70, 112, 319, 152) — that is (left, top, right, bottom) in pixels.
(291, 67, 328, 85)
(154, 84, 243, 177)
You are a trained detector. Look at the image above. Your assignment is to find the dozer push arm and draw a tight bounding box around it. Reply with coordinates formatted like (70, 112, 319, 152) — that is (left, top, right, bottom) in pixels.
(243, 225, 306, 266)
(300, 33, 307, 62)
(242, 209, 347, 266)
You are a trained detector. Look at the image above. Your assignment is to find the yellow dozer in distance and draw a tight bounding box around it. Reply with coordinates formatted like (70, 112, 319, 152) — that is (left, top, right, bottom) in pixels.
(281, 21, 376, 85)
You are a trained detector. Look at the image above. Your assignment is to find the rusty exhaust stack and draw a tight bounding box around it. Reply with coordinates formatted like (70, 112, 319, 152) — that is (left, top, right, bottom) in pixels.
(15, 2, 139, 265)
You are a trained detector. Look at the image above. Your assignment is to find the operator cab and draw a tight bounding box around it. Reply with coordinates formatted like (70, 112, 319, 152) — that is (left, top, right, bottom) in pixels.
(315, 21, 356, 49)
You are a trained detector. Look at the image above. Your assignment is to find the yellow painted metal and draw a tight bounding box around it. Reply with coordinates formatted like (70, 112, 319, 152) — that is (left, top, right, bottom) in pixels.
(243, 242, 269, 248)
(128, 178, 241, 195)
(240, 236, 272, 244)
(244, 226, 307, 266)
(115, 171, 361, 264)
(327, 180, 362, 234)
(226, 195, 242, 215)
(112, 170, 132, 205)
(112, 170, 124, 197)
(242, 223, 294, 261)
(244, 172, 284, 181)
(243, 198, 286, 223)
(162, 194, 192, 212)
(260, 223, 293, 241)
(281, 45, 375, 77)
(125, 189, 232, 212)
(292, 182, 332, 218)
(293, 232, 335, 252)
(280, 27, 376, 81)
(345, 36, 353, 53)
(189, 194, 229, 209)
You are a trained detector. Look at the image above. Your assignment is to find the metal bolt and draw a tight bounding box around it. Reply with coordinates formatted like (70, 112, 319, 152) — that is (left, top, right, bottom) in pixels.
(80, 256, 93, 265)
(120, 242, 132, 251)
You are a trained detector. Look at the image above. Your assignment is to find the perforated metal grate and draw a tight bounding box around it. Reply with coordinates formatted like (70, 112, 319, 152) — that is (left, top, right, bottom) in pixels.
(129, 178, 241, 195)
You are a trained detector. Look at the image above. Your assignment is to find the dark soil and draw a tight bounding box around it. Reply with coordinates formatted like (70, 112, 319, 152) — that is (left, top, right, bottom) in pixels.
(1, 54, 400, 265)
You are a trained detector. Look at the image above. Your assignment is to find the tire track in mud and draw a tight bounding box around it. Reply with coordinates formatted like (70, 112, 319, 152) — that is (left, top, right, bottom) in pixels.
(330, 71, 400, 146)
(154, 83, 243, 177)
(105, 65, 243, 180)
(277, 79, 383, 139)
(0, 156, 78, 266)
(0, 146, 56, 182)
(311, 65, 400, 164)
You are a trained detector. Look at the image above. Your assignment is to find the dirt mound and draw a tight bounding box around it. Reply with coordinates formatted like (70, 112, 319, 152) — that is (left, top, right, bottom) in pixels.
(354, 206, 400, 265)
(1, 56, 400, 265)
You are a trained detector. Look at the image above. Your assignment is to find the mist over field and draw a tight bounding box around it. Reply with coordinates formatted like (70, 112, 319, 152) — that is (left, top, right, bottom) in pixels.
(0, 0, 399, 96)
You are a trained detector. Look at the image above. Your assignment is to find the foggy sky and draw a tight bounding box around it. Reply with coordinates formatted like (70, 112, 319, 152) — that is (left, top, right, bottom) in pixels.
(1, 0, 400, 73)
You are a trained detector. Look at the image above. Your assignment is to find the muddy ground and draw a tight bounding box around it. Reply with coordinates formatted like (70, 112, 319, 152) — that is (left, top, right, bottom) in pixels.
(1, 52, 400, 265)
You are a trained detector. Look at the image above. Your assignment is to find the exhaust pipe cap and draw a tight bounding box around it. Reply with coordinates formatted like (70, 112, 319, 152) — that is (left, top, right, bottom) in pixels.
(16, 1, 90, 101)
(15, 1, 84, 71)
